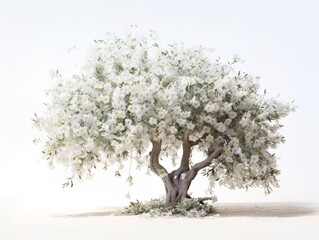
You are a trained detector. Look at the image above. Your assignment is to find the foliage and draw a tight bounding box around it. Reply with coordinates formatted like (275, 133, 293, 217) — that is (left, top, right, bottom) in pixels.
(123, 198, 216, 217)
(33, 27, 295, 195)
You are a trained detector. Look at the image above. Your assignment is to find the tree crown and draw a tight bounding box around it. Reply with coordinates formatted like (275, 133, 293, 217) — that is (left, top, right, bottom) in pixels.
(34, 29, 295, 193)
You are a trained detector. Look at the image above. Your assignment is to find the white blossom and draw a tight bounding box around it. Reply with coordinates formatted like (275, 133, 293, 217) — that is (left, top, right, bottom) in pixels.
(149, 118, 157, 125)
(232, 54, 241, 63)
(228, 111, 237, 119)
(186, 122, 195, 130)
(204, 103, 219, 113)
(189, 97, 200, 108)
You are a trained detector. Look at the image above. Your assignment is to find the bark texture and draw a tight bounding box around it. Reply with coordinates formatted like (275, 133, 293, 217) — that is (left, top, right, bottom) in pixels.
(149, 132, 224, 207)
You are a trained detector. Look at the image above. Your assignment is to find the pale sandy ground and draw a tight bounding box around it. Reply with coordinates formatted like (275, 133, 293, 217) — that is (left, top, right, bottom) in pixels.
(0, 202, 318, 240)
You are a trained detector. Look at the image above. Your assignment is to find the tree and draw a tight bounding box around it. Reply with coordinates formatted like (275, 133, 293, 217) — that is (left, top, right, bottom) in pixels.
(33, 29, 295, 208)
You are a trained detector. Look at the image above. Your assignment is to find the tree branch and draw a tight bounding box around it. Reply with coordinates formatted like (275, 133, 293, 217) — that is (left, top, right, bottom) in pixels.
(169, 131, 192, 179)
(180, 132, 192, 169)
(197, 197, 213, 203)
(191, 146, 224, 172)
(149, 140, 168, 178)
(176, 143, 224, 202)
(149, 139, 176, 206)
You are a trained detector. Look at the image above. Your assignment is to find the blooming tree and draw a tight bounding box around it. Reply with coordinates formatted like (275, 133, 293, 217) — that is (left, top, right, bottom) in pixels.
(33, 29, 295, 207)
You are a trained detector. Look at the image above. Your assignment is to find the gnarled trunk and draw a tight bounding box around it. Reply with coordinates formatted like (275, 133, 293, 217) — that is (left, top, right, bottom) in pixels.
(165, 170, 191, 206)
(149, 133, 224, 207)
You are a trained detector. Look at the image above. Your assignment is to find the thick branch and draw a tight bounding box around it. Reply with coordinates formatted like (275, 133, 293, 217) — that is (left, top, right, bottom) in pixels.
(176, 146, 224, 202)
(149, 140, 168, 177)
(192, 146, 224, 172)
(149, 140, 176, 206)
(169, 131, 192, 179)
(170, 131, 212, 179)
(180, 133, 192, 170)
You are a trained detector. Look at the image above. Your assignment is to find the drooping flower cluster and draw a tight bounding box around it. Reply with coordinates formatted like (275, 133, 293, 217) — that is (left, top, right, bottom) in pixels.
(33, 28, 295, 194)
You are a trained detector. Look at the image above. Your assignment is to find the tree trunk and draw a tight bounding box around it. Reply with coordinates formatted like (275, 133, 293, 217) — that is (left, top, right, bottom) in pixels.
(149, 135, 224, 208)
(161, 146, 224, 207)
(164, 172, 190, 207)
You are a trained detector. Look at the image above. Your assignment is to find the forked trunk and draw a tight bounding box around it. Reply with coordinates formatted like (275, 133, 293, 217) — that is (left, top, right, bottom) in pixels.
(149, 136, 224, 208)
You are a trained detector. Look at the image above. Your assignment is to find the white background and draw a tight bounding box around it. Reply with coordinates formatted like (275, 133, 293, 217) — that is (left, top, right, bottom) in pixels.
(0, 0, 318, 214)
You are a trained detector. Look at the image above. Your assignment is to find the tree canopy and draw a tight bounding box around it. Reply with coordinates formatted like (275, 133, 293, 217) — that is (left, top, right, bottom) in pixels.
(33, 28, 295, 206)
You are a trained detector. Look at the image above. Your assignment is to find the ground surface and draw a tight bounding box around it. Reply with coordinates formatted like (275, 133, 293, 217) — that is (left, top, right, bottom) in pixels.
(1, 202, 318, 240)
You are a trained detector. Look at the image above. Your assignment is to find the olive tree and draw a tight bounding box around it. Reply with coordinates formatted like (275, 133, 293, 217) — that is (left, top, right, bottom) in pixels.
(33, 29, 295, 207)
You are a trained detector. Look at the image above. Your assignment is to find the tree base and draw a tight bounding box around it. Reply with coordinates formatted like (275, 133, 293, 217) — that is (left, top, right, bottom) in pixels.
(122, 198, 217, 217)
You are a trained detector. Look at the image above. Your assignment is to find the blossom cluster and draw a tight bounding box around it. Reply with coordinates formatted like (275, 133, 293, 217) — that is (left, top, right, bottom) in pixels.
(34, 28, 294, 193)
